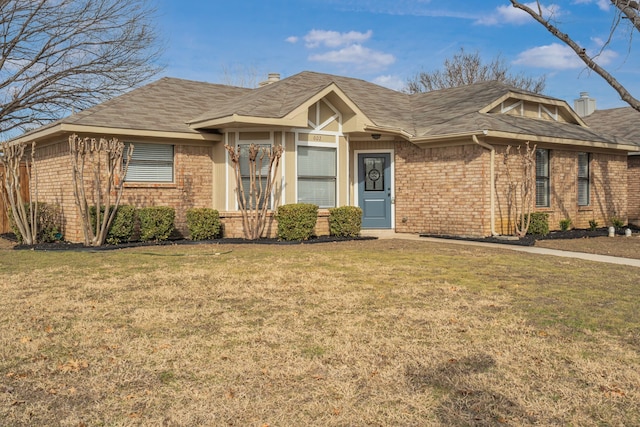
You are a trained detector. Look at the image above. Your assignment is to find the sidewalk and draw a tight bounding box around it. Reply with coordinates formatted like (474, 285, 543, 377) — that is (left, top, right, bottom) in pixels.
(360, 229, 640, 268)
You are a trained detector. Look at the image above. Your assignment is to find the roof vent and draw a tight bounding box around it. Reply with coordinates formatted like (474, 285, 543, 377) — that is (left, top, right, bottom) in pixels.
(259, 73, 281, 87)
(574, 91, 596, 117)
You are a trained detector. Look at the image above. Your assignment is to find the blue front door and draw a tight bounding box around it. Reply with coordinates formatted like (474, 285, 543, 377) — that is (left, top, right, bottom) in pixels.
(358, 153, 391, 228)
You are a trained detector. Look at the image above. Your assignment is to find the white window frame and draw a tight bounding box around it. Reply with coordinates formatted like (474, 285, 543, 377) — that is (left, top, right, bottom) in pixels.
(124, 142, 174, 183)
(296, 140, 338, 208)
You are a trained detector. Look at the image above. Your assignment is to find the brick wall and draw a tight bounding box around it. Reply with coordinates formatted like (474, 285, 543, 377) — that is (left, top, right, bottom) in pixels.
(34, 140, 78, 240)
(394, 142, 491, 237)
(120, 144, 213, 239)
(33, 140, 214, 243)
(219, 209, 330, 239)
(629, 156, 640, 225)
(493, 146, 627, 233)
(394, 140, 628, 237)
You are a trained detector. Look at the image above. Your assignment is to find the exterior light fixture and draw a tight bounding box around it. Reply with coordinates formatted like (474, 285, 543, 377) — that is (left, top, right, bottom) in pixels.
(371, 133, 381, 140)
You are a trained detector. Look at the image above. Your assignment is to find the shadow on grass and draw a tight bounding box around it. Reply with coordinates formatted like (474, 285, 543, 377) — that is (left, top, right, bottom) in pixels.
(405, 353, 539, 425)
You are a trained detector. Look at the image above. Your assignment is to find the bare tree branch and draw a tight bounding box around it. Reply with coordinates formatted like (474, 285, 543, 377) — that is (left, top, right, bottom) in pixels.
(0, 0, 164, 137)
(509, 0, 640, 112)
(405, 47, 546, 94)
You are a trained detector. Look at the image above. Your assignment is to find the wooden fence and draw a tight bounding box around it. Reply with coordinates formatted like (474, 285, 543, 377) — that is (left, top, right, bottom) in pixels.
(0, 164, 30, 234)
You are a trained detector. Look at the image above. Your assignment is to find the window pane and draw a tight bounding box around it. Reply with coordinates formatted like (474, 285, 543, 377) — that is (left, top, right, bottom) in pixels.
(239, 144, 271, 176)
(241, 177, 270, 209)
(578, 153, 589, 206)
(535, 149, 549, 207)
(536, 179, 549, 207)
(578, 153, 589, 178)
(578, 180, 589, 206)
(125, 143, 173, 182)
(298, 146, 336, 177)
(536, 149, 548, 177)
(364, 157, 385, 191)
(297, 146, 337, 207)
(298, 178, 336, 208)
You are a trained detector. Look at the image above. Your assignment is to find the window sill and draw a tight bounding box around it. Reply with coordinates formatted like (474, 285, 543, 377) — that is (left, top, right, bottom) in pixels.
(578, 206, 593, 212)
(124, 182, 177, 189)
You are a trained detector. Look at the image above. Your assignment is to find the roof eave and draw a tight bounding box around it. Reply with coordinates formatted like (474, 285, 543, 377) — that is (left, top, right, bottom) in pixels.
(11, 123, 222, 143)
(486, 130, 640, 152)
(190, 113, 309, 130)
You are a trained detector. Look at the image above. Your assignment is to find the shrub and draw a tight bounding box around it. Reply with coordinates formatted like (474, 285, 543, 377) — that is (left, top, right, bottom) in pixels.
(588, 219, 599, 231)
(611, 216, 625, 229)
(89, 205, 137, 244)
(559, 218, 572, 231)
(276, 203, 318, 241)
(138, 206, 175, 242)
(523, 212, 549, 236)
(10, 202, 61, 243)
(186, 208, 221, 240)
(329, 206, 362, 237)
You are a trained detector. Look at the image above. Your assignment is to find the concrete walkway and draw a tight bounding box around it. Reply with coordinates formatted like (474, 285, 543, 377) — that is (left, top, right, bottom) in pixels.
(360, 230, 640, 268)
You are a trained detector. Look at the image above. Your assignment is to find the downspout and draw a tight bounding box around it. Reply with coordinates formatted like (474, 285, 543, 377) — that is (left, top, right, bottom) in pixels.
(472, 134, 498, 236)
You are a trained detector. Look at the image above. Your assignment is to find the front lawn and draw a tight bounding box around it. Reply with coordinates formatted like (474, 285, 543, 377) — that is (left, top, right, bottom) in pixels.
(0, 240, 638, 426)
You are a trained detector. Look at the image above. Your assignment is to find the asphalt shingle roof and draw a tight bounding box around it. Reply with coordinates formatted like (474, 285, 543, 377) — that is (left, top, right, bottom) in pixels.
(59, 77, 251, 133)
(584, 107, 640, 147)
(22, 71, 636, 149)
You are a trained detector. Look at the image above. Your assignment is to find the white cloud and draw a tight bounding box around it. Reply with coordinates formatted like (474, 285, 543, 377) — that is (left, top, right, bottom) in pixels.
(476, 2, 561, 26)
(304, 29, 373, 48)
(372, 74, 406, 91)
(513, 43, 618, 69)
(285, 36, 298, 44)
(309, 44, 395, 69)
(573, 0, 610, 11)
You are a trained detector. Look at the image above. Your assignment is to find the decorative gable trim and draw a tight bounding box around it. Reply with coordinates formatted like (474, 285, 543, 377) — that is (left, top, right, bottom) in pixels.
(481, 92, 587, 127)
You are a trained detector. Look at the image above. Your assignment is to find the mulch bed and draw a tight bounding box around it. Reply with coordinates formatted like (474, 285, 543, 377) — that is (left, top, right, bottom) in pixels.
(420, 227, 622, 247)
(2, 233, 376, 252)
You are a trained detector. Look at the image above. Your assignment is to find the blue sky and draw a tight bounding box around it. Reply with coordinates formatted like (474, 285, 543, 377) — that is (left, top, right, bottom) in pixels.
(155, 0, 640, 110)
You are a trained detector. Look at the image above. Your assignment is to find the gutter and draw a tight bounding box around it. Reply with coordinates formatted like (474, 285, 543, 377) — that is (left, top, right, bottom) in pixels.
(472, 133, 498, 237)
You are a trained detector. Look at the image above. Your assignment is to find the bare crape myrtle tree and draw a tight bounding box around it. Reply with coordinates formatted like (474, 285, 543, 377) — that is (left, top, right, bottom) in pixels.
(69, 134, 133, 247)
(225, 143, 283, 240)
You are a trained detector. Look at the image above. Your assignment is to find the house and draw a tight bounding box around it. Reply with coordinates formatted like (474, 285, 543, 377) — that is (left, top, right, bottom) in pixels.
(12, 71, 640, 242)
(580, 102, 640, 227)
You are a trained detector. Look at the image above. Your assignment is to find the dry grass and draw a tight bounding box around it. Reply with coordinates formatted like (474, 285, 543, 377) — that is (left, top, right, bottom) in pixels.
(0, 239, 639, 426)
(536, 234, 640, 259)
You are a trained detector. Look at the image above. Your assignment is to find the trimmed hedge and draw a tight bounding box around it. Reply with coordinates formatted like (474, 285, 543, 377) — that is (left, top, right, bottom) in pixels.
(524, 212, 550, 236)
(186, 208, 221, 240)
(89, 204, 137, 244)
(329, 206, 362, 237)
(10, 202, 61, 243)
(276, 203, 318, 241)
(138, 206, 175, 242)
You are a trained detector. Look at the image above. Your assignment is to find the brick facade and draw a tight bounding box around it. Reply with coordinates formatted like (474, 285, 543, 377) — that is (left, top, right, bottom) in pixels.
(394, 142, 491, 237)
(393, 140, 629, 237)
(34, 139, 214, 242)
(219, 210, 330, 239)
(30, 135, 632, 243)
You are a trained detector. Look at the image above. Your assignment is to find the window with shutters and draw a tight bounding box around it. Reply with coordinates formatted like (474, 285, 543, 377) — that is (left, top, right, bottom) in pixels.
(124, 143, 174, 183)
(297, 145, 336, 208)
(536, 148, 550, 208)
(578, 152, 590, 206)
